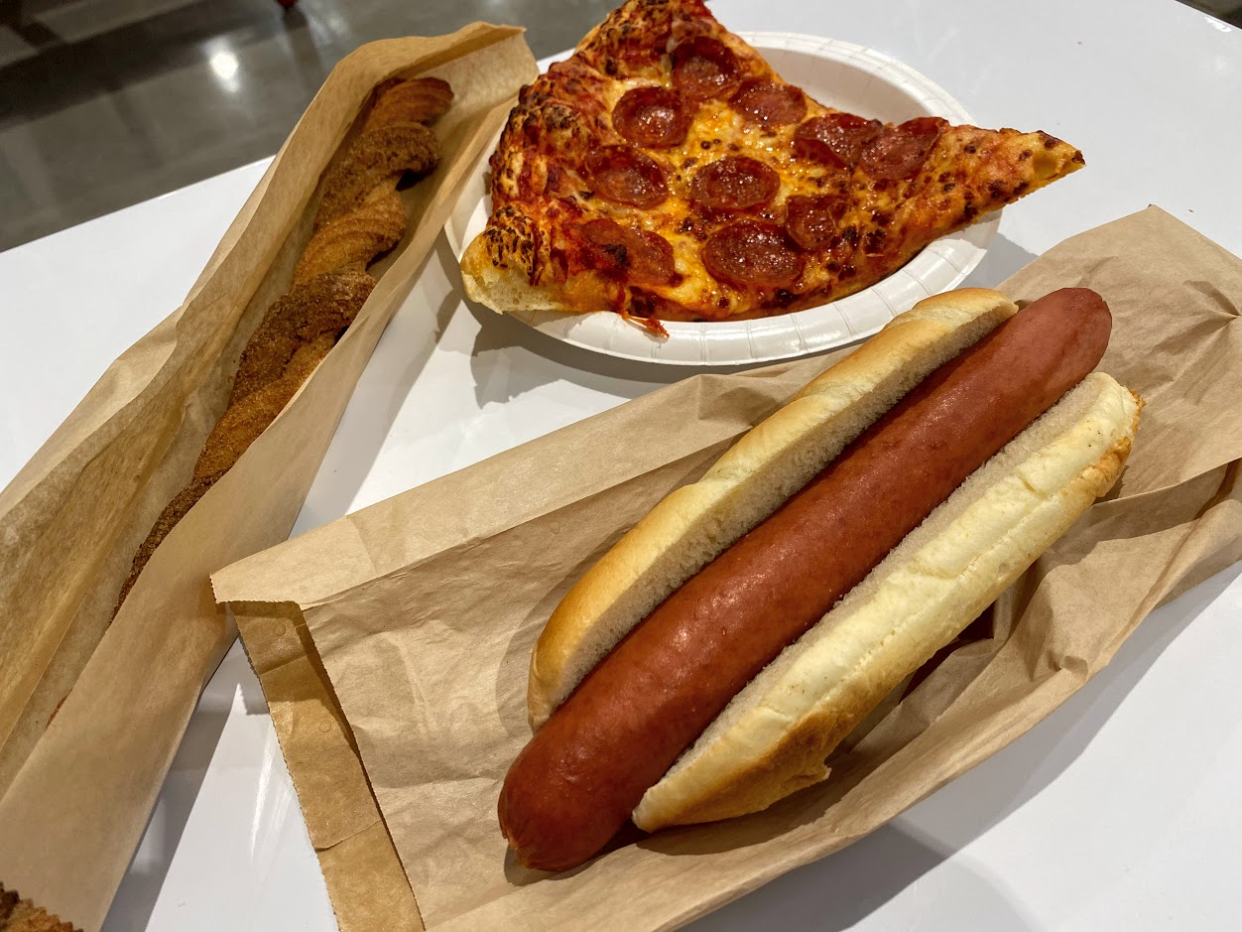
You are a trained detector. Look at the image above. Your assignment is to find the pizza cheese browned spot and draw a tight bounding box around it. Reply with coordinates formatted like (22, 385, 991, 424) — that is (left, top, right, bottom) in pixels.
(461, 0, 1084, 331)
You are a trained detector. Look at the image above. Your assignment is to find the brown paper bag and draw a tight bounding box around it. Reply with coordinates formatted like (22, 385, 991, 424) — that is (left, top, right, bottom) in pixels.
(0, 26, 539, 932)
(217, 205, 1241, 930)
(235, 603, 426, 931)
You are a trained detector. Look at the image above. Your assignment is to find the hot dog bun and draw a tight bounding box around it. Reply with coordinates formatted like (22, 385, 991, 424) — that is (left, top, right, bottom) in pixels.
(634, 370, 1140, 829)
(529, 287, 1019, 729)
(507, 287, 1141, 871)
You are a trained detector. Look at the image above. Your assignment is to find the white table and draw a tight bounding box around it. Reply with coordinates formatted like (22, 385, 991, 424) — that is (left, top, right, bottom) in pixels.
(3, 1, 1240, 929)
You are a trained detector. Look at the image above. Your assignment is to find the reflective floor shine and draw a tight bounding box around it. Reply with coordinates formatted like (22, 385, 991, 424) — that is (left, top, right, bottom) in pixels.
(0, 0, 618, 252)
(1, 0, 1239, 252)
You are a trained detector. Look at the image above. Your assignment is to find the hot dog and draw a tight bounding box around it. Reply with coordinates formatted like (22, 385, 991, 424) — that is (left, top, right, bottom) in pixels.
(500, 288, 1141, 871)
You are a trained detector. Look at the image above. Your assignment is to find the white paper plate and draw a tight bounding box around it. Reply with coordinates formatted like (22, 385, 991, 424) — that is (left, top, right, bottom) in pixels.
(446, 33, 998, 366)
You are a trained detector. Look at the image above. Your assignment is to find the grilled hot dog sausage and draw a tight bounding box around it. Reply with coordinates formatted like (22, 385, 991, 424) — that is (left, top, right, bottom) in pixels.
(500, 288, 1112, 871)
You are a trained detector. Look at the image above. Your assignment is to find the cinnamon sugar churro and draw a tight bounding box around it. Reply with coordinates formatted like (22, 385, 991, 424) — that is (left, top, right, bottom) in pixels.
(115, 77, 452, 613)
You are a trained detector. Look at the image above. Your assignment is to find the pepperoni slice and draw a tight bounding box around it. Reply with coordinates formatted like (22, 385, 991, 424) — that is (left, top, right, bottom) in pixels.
(582, 219, 676, 285)
(586, 145, 669, 208)
(860, 116, 948, 181)
(612, 87, 692, 149)
(690, 156, 780, 212)
(671, 36, 741, 101)
(793, 113, 883, 169)
(703, 220, 804, 289)
(785, 194, 849, 250)
(730, 78, 807, 128)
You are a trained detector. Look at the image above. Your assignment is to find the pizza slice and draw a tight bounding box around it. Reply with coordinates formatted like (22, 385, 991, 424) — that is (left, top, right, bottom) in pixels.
(461, 0, 1083, 331)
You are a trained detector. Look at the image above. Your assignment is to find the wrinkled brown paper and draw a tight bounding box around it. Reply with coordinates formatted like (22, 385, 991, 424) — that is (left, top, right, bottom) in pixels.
(217, 205, 1241, 931)
(0, 25, 538, 932)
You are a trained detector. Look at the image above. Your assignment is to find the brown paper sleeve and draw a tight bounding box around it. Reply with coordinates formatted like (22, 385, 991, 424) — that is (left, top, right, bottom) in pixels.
(0, 25, 539, 932)
(236, 604, 423, 931)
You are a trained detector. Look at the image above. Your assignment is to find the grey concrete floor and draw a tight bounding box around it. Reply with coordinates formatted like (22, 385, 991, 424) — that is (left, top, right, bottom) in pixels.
(1, 0, 1239, 253)
(0, 0, 620, 252)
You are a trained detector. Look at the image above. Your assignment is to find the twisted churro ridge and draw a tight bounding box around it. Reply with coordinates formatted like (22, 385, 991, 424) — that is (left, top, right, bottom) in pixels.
(0, 882, 79, 932)
(362, 76, 453, 132)
(195, 332, 340, 483)
(115, 76, 453, 613)
(228, 269, 377, 407)
(314, 123, 441, 230)
(293, 189, 406, 285)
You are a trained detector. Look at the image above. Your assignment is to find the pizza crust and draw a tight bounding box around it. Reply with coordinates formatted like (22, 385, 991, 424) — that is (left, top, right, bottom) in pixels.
(460, 206, 572, 312)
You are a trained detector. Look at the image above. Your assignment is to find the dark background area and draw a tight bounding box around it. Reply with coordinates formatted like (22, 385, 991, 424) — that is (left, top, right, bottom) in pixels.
(1, 0, 1238, 252)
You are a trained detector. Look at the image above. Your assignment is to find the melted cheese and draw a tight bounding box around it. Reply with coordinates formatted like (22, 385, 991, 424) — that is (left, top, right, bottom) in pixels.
(507, 14, 1082, 320)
